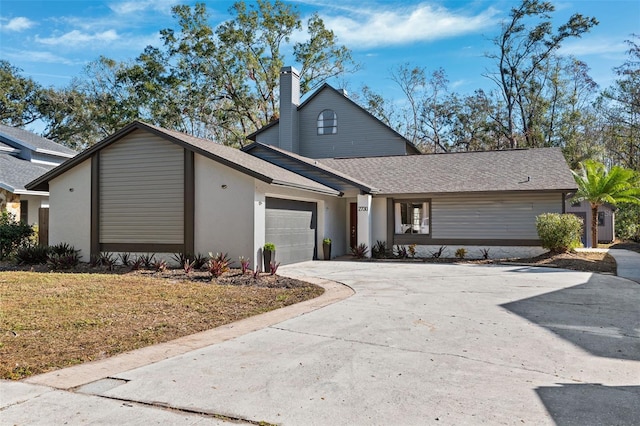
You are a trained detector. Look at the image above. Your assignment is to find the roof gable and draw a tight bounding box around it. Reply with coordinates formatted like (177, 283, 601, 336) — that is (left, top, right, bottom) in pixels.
(26, 121, 338, 196)
(247, 83, 420, 155)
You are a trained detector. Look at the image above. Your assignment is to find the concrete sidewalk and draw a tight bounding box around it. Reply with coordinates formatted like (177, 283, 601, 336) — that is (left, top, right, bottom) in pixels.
(608, 249, 640, 283)
(577, 248, 640, 283)
(3, 261, 638, 425)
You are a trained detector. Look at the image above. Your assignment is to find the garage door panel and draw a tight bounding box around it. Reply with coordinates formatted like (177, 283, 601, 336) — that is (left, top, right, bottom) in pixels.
(265, 198, 317, 265)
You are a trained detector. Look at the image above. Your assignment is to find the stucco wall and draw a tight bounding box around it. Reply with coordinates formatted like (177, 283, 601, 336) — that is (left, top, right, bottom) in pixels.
(371, 197, 387, 244)
(49, 159, 91, 259)
(255, 181, 346, 258)
(194, 154, 256, 263)
(21, 194, 48, 226)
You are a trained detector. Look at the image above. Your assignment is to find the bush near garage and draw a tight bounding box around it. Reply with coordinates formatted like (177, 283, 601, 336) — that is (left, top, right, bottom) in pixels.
(536, 213, 583, 253)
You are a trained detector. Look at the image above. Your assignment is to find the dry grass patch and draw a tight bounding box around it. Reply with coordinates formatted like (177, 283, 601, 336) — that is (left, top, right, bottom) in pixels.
(511, 251, 617, 274)
(0, 271, 323, 380)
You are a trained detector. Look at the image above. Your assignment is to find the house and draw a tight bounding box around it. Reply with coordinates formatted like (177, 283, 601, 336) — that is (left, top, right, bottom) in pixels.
(0, 124, 76, 243)
(565, 199, 615, 246)
(27, 67, 578, 265)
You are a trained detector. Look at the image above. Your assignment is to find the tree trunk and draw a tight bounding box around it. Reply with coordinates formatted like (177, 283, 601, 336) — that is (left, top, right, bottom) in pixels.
(590, 203, 599, 248)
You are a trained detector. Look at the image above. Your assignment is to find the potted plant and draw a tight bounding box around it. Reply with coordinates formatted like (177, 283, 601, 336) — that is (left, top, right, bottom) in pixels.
(263, 242, 275, 271)
(322, 238, 332, 260)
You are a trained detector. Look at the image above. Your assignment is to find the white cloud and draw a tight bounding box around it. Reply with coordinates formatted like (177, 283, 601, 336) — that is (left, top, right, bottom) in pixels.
(108, 0, 179, 15)
(35, 29, 119, 47)
(558, 38, 627, 57)
(0, 16, 36, 32)
(3, 49, 80, 66)
(315, 3, 500, 48)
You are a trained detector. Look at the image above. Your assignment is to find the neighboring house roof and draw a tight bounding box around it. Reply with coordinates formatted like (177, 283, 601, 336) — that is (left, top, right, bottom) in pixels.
(0, 124, 76, 157)
(320, 148, 578, 195)
(247, 83, 421, 155)
(26, 121, 339, 196)
(0, 153, 53, 194)
(0, 141, 20, 154)
(242, 142, 379, 193)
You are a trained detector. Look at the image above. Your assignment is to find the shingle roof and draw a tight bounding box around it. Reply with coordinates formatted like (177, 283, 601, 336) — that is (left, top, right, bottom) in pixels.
(320, 148, 577, 195)
(0, 124, 76, 157)
(0, 153, 53, 193)
(243, 142, 379, 193)
(27, 121, 339, 196)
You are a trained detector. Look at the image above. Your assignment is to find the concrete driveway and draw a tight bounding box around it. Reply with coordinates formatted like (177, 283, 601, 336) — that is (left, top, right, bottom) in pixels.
(4, 262, 640, 425)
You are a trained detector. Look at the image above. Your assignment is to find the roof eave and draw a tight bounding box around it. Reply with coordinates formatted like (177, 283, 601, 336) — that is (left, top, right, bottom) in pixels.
(270, 180, 340, 196)
(244, 142, 378, 194)
(372, 188, 577, 197)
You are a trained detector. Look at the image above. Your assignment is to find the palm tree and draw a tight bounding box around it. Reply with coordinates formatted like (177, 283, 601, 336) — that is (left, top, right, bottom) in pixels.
(572, 160, 640, 247)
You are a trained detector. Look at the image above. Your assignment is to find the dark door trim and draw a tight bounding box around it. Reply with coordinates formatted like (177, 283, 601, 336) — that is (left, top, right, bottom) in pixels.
(350, 202, 357, 249)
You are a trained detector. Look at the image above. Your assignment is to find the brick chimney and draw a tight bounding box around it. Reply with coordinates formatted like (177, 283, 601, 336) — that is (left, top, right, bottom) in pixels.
(279, 66, 300, 153)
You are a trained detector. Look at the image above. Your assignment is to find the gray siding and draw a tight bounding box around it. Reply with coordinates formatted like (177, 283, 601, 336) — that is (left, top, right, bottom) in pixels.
(255, 125, 280, 146)
(431, 193, 562, 239)
(565, 201, 615, 244)
(99, 130, 184, 244)
(298, 89, 409, 159)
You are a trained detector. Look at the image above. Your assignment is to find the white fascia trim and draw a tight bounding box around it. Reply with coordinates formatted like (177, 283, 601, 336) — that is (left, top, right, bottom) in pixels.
(13, 189, 50, 196)
(35, 148, 75, 158)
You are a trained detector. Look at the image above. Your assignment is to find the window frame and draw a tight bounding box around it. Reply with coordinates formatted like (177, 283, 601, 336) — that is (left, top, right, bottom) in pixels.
(597, 211, 605, 226)
(393, 199, 431, 236)
(317, 109, 337, 135)
(20, 200, 28, 224)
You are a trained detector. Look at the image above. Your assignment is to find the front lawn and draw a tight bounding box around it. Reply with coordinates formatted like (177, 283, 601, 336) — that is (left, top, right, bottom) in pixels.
(0, 271, 323, 380)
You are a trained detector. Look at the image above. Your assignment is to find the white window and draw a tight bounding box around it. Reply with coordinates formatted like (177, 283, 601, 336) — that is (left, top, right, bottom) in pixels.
(317, 109, 337, 135)
(394, 201, 429, 234)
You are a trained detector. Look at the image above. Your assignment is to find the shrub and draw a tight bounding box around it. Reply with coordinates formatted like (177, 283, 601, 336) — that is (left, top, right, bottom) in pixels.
(430, 246, 447, 258)
(118, 252, 132, 267)
(208, 252, 233, 278)
(269, 260, 281, 275)
(153, 259, 167, 272)
(239, 256, 251, 274)
(408, 244, 417, 258)
(130, 256, 144, 271)
(455, 248, 467, 259)
(0, 212, 33, 259)
(350, 243, 369, 259)
(139, 253, 155, 269)
(183, 259, 195, 274)
(46, 243, 80, 270)
(616, 203, 640, 242)
(536, 213, 583, 253)
(14, 244, 49, 265)
(192, 253, 208, 270)
(480, 248, 491, 260)
(372, 240, 389, 259)
(323, 238, 331, 245)
(98, 252, 116, 270)
(394, 245, 409, 259)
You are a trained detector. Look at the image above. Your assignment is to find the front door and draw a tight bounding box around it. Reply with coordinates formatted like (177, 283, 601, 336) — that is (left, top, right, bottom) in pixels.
(350, 203, 357, 249)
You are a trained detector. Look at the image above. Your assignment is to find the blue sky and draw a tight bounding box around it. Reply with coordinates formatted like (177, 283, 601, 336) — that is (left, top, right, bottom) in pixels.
(1, 0, 638, 107)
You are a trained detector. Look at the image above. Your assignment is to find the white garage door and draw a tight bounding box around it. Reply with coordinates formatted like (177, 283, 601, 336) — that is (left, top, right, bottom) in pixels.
(265, 198, 317, 265)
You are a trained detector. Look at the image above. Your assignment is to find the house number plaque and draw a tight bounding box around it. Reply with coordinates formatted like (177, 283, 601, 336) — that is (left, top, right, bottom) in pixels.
(358, 207, 368, 211)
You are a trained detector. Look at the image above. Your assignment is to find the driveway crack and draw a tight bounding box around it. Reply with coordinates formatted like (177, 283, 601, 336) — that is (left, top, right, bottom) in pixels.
(270, 326, 588, 383)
